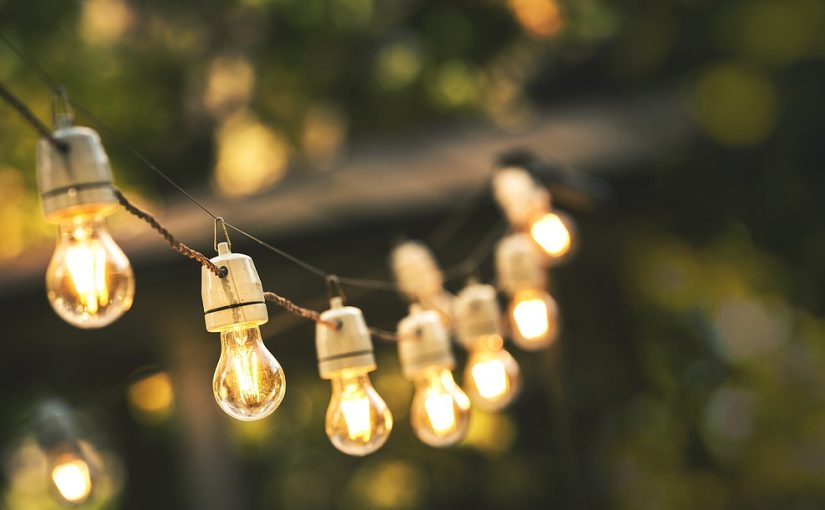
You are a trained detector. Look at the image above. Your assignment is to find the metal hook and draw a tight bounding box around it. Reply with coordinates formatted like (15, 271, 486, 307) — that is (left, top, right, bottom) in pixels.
(326, 275, 347, 304)
(52, 85, 74, 129)
(213, 217, 232, 252)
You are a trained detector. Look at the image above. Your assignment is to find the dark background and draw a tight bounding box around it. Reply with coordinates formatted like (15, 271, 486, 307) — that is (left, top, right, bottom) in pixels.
(1, 0, 825, 509)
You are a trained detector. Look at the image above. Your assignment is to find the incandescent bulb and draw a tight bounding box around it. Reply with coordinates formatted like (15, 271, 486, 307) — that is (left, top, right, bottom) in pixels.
(464, 336, 521, 411)
(510, 288, 559, 350)
(410, 367, 471, 447)
(50, 452, 93, 505)
(46, 215, 134, 329)
(530, 212, 573, 260)
(213, 325, 285, 421)
(325, 370, 392, 456)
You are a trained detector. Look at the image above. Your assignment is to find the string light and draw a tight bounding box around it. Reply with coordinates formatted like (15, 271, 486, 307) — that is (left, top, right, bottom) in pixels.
(496, 232, 559, 350)
(390, 240, 456, 323)
(33, 400, 97, 505)
(492, 166, 576, 263)
(0, 62, 591, 453)
(202, 241, 285, 421)
(454, 283, 521, 411)
(397, 306, 471, 447)
(36, 108, 134, 329)
(316, 298, 393, 456)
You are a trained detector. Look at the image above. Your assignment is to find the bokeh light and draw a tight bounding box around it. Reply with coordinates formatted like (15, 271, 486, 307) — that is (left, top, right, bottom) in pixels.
(214, 110, 290, 197)
(127, 371, 175, 424)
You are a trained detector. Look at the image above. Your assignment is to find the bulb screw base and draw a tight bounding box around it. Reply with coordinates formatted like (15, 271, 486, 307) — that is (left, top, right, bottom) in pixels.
(397, 306, 455, 379)
(316, 301, 376, 379)
(201, 242, 268, 332)
(391, 240, 445, 303)
(36, 125, 118, 221)
(496, 233, 547, 294)
(492, 167, 548, 229)
(454, 283, 503, 350)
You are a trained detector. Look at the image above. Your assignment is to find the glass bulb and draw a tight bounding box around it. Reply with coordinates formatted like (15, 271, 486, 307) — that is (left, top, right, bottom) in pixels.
(50, 452, 93, 505)
(213, 325, 285, 421)
(410, 367, 471, 447)
(529, 212, 573, 259)
(325, 370, 392, 456)
(46, 216, 134, 329)
(464, 336, 521, 411)
(509, 288, 559, 350)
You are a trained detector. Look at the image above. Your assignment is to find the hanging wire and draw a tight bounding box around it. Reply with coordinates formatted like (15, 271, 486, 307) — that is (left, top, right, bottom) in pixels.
(0, 34, 512, 336)
(113, 189, 226, 278)
(0, 81, 67, 152)
(442, 218, 508, 282)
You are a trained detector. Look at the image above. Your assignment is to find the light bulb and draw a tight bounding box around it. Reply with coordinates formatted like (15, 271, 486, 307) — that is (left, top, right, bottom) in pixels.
(509, 288, 559, 350)
(529, 211, 573, 260)
(464, 335, 521, 411)
(213, 325, 285, 421)
(45, 215, 134, 329)
(50, 452, 93, 505)
(325, 370, 392, 456)
(410, 367, 471, 447)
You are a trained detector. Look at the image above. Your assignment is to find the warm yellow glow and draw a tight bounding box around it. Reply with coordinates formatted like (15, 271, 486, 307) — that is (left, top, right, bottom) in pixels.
(47, 217, 134, 329)
(410, 368, 471, 447)
(509, 289, 557, 350)
(530, 212, 571, 258)
(471, 359, 508, 400)
(326, 372, 392, 455)
(204, 55, 255, 117)
(65, 236, 109, 314)
(80, 0, 133, 45)
(424, 392, 457, 434)
(464, 341, 521, 411)
(51, 456, 92, 504)
(215, 111, 290, 197)
(128, 372, 175, 420)
(508, 0, 563, 38)
(340, 390, 373, 441)
(213, 326, 285, 421)
(513, 297, 549, 339)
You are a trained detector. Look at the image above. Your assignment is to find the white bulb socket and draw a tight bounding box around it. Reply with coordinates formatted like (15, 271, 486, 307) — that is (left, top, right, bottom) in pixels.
(495, 233, 547, 295)
(315, 298, 377, 379)
(492, 167, 548, 229)
(397, 306, 455, 379)
(36, 125, 118, 221)
(391, 240, 445, 303)
(453, 283, 502, 350)
(201, 242, 268, 332)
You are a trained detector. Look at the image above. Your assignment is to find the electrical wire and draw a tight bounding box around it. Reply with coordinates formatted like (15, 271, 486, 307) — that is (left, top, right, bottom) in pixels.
(0, 33, 507, 332)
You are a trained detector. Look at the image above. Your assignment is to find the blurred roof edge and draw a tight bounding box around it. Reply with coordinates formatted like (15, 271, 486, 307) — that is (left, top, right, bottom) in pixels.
(0, 91, 691, 294)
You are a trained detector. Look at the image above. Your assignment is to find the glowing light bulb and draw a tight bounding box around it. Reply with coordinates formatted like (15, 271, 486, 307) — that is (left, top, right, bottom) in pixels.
(213, 325, 285, 421)
(45, 215, 134, 328)
(530, 212, 573, 259)
(325, 370, 393, 456)
(50, 452, 93, 505)
(509, 288, 558, 350)
(464, 336, 521, 411)
(410, 367, 471, 447)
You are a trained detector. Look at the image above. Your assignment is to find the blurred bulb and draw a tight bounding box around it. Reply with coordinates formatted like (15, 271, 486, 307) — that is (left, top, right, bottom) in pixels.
(325, 370, 392, 456)
(213, 325, 285, 421)
(410, 367, 471, 447)
(46, 216, 134, 328)
(50, 452, 93, 504)
(529, 212, 573, 259)
(510, 288, 558, 350)
(464, 336, 521, 411)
